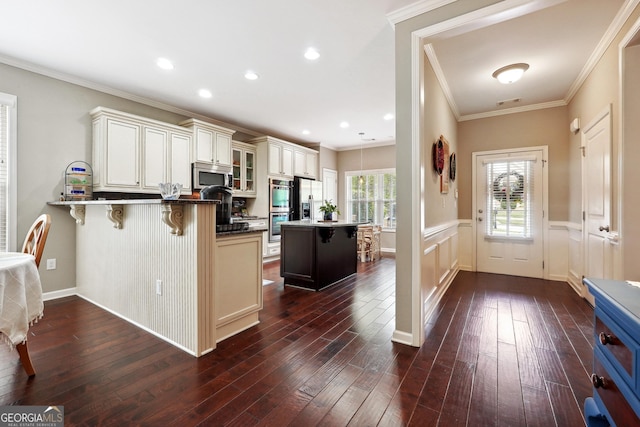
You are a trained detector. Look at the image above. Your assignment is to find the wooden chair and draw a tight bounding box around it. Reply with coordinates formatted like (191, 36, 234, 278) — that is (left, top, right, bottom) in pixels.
(17, 213, 51, 376)
(357, 224, 381, 262)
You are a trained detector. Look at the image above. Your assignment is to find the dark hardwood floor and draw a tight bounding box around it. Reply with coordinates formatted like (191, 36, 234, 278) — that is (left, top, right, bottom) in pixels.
(1, 258, 595, 426)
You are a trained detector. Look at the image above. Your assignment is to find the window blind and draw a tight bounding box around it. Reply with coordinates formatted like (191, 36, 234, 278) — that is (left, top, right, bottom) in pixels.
(0, 103, 8, 251)
(484, 159, 534, 239)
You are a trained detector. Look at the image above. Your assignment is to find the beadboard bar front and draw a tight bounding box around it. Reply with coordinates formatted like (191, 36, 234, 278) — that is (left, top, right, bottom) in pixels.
(75, 202, 217, 356)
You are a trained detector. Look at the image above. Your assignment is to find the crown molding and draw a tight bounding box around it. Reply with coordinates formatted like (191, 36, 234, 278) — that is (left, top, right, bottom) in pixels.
(459, 99, 567, 122)
(387, 0, 458, 26)
(565, 0, 640, 103)
(0, 54, 262, 138)
(423, 43, 461, 120)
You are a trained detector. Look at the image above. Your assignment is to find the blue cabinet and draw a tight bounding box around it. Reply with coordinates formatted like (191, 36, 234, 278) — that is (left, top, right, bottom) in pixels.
(584, 278, 640, 427)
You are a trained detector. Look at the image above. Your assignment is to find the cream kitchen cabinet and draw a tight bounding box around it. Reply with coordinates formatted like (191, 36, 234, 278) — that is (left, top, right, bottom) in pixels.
(180, 119, 235, 168)
(293, 147, 318, 179)
(232, 141, 257, 197)
(91, 107, 192, 194)
(215, 232, 263, 340)
(249, 136, 294, 179)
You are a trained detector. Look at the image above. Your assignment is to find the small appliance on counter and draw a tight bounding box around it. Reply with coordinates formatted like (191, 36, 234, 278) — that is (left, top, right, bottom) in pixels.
(200, 185, 248, 232)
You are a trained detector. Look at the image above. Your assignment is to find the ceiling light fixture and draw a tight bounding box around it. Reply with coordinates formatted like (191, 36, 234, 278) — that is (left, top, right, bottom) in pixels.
(156, 57, 174, 70)
(302, 129, 310, 135)
(383, 113, 394, 121)
(304, 48, 320, 60)
(340, 121, 349, 129)
(198, 89, 212, 98)
(244, 71, 259, 80)
(492, 63, 529, 84)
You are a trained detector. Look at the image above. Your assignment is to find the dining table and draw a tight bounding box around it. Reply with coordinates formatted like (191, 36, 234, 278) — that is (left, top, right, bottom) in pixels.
(0, 252, 43, 348)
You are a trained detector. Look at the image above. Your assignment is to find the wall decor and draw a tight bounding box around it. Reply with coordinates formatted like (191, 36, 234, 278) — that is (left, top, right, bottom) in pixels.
(449, 153, 456, 181)
(432, 138, 444, 175)
(440, 137, 449, 194)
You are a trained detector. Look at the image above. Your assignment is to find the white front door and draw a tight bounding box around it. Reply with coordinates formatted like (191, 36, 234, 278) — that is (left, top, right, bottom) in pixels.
(474, 149, 545, 278)
(582, 107, 612, 304)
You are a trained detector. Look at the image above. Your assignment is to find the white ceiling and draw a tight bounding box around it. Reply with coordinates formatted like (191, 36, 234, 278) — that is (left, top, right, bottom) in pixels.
(0, 0, 630, 150)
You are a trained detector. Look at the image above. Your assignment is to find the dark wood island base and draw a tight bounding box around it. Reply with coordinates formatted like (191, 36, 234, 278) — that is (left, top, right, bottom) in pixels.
(280, 221, 360, 291)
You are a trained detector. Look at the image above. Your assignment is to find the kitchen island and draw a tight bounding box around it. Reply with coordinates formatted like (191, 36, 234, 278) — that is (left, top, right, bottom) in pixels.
(49, 199, 264, 356)
(280, 220, 360, 291)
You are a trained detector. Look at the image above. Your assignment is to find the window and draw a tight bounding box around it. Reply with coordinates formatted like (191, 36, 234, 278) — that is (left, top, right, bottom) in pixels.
(0, 93, 17, 252)
(484, 158, 535, 239)
(346, 169, 396, 228)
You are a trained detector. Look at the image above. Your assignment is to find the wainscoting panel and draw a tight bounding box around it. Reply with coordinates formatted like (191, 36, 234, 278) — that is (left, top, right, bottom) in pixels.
(548, 222, 570, 282)
(420, 221, 459, 336)
(568, 225, 583, 293)
(421, 244, 438, 327)
(457, 220, 473, 271)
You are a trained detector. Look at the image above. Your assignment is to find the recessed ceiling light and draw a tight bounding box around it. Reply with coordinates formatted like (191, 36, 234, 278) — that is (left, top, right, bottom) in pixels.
(383, 113, 394, 121)
(156, 57, 174, 70)
(244, 71, 259, 80)
(304, 48, 320, 60)
(492, 63, 529, 84)
(302, 129, 311, 135)
(198, 89, 212, 98)
(339, 121, 350, 129)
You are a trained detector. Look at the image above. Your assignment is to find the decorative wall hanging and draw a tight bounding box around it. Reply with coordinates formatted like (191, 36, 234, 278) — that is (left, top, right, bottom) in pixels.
(432, 138, 445, 175)
(449, 153, 456, 181)
(439, 136, 449, 194)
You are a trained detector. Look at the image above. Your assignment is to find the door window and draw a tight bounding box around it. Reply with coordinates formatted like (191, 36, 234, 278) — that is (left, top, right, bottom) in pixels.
(484, 159, 535, 239)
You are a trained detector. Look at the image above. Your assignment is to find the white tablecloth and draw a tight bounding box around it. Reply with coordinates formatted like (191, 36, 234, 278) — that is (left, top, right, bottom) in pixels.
(0, 252, 43, 347)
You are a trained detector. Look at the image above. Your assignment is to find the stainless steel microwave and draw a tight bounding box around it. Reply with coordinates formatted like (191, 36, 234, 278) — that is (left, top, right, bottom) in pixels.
(192, 162, 232, 190)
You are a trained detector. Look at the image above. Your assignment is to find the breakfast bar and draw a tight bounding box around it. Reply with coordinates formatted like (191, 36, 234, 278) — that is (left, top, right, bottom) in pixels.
(280, 220, 360, 291)
(48, 199, 265, 357)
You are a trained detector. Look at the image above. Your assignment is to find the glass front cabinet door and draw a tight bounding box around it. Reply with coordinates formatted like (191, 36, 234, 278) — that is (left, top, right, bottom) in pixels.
(232, 141, 257, 197)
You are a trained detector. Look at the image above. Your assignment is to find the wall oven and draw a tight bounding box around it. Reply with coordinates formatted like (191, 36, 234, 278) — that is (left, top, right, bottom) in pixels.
(269, 212, 290, 242)
(269, 178, 292, 242)
(269, 178, 292, 212)
(192, 162, 232, 190)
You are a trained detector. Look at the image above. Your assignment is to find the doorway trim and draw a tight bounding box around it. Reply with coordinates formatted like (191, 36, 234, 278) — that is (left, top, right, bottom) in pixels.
(617, 14, 640, 280)
(471, 146, 549, 278)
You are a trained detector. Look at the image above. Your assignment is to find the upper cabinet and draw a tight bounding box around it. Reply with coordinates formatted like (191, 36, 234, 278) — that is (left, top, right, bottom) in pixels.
(250, 136, 315, 181)
(268, 140, 294, 178)
(232, 141, 257, 198)
(293, 147, 318, 179)
(179, 119, 235, 168)
(91, 107, 192, 194)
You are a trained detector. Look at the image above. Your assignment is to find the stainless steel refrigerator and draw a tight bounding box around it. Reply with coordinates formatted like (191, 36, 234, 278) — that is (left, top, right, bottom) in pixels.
(292, 177, 323, 221)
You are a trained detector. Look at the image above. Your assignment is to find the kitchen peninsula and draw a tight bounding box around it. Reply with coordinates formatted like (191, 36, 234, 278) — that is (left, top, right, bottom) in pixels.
(280, 220, 360, 291)
(49, 198, 264, 356)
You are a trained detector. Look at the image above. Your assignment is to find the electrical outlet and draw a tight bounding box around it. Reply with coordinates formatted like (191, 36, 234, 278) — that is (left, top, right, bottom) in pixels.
(46, 258, 56, 270)
(156, 279, 162, 295)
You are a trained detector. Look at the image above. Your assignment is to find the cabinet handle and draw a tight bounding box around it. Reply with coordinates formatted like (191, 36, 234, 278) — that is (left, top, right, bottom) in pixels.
(599, 332, 614, 345)
(599, 225, 610, 232)
(591, 373, 607, 389)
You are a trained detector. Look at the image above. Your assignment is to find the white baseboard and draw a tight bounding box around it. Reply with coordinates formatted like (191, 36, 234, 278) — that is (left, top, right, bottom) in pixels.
(391, 330, 414, 346)
(42, 287, 77, 301)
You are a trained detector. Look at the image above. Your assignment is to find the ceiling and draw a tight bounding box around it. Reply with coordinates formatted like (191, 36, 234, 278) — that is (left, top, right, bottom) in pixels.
(0, 1, 630, 150)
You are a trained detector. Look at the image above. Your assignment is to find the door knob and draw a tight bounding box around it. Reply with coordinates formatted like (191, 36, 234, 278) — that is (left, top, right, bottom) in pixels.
(599, 225, 610, 232)
(477, 217, 483, 222)
(478, 209, 483, 213)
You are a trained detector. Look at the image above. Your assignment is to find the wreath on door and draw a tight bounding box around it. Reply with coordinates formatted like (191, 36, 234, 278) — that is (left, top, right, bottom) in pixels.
(492, 171, 524, 207)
